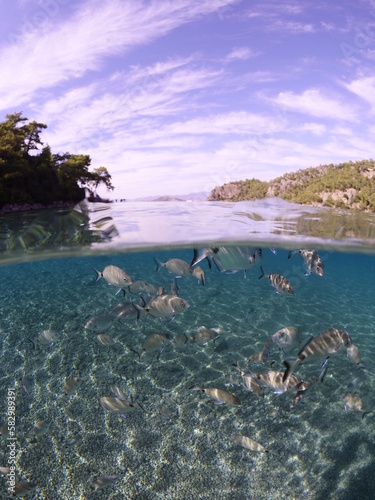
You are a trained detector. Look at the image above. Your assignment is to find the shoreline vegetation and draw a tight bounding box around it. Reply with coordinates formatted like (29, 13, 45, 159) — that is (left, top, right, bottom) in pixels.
(0, 112, 113, 214)
(207, 159, 375, 212)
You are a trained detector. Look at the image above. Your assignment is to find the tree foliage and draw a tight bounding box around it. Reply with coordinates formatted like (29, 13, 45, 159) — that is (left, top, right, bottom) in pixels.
(0, 112, 113, 208)
(212, 159, 375, 212)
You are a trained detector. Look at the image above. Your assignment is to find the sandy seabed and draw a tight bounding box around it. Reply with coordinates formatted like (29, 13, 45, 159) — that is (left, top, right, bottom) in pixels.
(0, 248, 375, 499)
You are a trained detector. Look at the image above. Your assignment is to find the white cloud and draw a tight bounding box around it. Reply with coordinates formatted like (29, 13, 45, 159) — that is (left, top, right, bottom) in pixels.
(344, 76, 375, 109)
(270, 20, 316, 34)
(0, 0, 237, 110)
(271, 89, 357, 121)
(226, 47, 259, 61)
(301, 122, 326, 136)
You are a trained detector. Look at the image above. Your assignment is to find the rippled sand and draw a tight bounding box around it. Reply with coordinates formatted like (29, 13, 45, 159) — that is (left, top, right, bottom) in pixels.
(0, 249, 374, 499)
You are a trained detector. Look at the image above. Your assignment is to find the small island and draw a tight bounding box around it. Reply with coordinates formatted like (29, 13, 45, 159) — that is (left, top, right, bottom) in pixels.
(0, 113, 113, 213)
(207, 159, 375, 212)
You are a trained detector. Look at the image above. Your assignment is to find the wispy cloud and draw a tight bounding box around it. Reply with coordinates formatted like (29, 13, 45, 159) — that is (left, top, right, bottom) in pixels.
(225, 46, 259, 61)
(267, 20, 316, 34)
(344, 76, 375, 109)
(270, 89, 357, 121)
(0, 0, 238, 109)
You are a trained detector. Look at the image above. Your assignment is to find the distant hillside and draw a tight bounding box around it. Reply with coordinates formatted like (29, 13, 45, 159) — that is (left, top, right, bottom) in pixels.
(207, 159, 375, 212)
(133, 191, 209, 202)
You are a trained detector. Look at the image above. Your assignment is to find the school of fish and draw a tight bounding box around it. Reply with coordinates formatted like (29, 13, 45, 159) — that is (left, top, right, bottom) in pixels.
(6, 245, 372, 497)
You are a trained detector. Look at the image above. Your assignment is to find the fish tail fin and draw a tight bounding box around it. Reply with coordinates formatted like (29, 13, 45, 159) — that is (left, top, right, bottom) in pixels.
(232, 362, 240, 372)
(132, 303, 144, 321)
(154, 257, 163, 272)
(288, 250, 298, 259)
(129, 347, 141, 360)
(189, 385, 202, 391)
(282, 360, 296, 382)
(362, 410, 372, 419)
(191, 249, 205, 266)
(258, 266, 265, 280)
(94, 268, 102, 282)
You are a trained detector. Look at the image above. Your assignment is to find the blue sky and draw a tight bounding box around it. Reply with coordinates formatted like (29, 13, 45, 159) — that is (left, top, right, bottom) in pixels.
(1, 0, 375, 199)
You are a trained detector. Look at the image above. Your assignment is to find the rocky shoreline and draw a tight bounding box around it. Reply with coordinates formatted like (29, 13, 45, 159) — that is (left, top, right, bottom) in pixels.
(0, 201, 78, 215)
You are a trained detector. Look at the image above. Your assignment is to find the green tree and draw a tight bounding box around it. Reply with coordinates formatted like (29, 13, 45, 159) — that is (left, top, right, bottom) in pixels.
(0, 113, 114, 208)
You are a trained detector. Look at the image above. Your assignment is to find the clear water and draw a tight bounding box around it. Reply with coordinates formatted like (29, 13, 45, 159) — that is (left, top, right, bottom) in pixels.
(0, 200, 375, 499)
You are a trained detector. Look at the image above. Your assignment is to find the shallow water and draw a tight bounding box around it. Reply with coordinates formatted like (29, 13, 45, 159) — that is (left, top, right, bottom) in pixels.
(0, 201, 375, 499)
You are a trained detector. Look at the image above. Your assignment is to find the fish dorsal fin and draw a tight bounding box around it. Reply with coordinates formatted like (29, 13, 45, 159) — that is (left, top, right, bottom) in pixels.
(298, 335, 314, 355)
(158, 287, 166, 296)
(191, 249, 200, 266)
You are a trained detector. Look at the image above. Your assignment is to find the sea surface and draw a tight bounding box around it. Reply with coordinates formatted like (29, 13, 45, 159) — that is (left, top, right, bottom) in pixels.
(0, 199, 375, 499)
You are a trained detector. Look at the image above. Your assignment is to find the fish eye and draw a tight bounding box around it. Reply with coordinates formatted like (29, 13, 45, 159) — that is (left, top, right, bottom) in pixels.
(180, 301, 185, 307)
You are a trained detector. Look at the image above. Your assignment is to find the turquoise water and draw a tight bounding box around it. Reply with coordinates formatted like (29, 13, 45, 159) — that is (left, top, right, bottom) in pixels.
(1, 201, 375, 499)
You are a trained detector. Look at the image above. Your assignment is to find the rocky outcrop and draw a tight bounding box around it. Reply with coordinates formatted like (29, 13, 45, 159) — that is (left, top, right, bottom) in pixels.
(206, 160, 375, 212)
(206, 182, 242, 201)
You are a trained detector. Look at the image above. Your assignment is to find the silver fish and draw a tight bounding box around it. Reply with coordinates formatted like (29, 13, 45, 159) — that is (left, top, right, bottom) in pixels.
(272, 326, 301, 353)
(127, 280, 158, 296)
(110, 385, 129, 401)
(259, 267, 294, 295)
(288, 249, 324, 276)
(37, 329, 60, 346)
(99, 396, 142, 414)
(230, 434, 268, 453)
(33, 419, 50, 438)
(64, 377, 80, 396)
(190, 385, 240, 405)
(232, 364, 264, 398)
(154, 257, 193, 277)
(253, 371, 302, 394)
(190, 326, 222, 346)
(140, 333, 169, 358)
(94, 334, 119, 347)
(0, 466, 10, 475)
(192, 246, 262, 277)
(12, 481, 36, 497)
(342, 392, 372, 419)
(260, 326, 300, 363)
(246, 351, 270, 365)
(170, 334, 189, 349)
(191, 266, 206, 285)
(85, 314, 115, 333)
(135, 289, 190, 320)
(283, 328, 352, 381)
(109, 301, 138, 320)
(347, 344, 361, 366)
(94, 264, 133, 293)
(93, 475, 121, 492)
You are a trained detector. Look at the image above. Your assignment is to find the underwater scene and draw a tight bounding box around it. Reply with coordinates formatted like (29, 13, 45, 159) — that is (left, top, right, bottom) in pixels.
(0, 200, 375, 499)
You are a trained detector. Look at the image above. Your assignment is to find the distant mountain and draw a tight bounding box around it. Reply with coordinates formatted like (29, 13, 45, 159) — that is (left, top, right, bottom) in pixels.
(132, 191, 209, 202)
(152, 195, 185, 202)
(207, 159, 375, 212)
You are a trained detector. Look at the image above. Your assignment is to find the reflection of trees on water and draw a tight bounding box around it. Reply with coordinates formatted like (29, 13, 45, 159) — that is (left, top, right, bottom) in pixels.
(0, 201, 118, 260)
